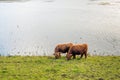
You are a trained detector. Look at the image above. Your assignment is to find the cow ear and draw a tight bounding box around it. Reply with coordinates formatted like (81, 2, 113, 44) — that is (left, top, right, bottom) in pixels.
(58, 52, 61, 55)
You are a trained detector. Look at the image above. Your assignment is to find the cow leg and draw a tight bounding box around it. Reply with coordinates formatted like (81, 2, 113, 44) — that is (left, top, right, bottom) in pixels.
(73, 54, 76, 59)
(80, 54, 83, 58)
(84, 52, 87, 59)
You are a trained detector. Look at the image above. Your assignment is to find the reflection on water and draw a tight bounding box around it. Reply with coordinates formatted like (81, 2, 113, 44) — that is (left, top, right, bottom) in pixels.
(0, 0, 120, 56)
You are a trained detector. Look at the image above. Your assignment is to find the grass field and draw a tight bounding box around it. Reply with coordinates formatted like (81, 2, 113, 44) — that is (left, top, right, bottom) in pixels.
(0, 56, 120, 80)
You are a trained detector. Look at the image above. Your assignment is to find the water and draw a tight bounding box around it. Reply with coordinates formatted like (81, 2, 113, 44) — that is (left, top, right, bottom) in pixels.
(0, 0, 120, 56)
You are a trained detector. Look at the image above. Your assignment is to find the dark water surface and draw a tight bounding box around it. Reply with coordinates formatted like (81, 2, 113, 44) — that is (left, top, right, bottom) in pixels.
(0, 0, 120, 56)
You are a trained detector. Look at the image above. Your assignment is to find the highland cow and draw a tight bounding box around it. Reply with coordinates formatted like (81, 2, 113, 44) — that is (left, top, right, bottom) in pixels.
(66, 44, 88, 60)
(53, 43, 73, 59)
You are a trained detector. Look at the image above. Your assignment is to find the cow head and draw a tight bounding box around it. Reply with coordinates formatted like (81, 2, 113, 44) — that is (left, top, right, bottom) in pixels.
(53, 52, 61, 59)
(66, 53, 72, 60)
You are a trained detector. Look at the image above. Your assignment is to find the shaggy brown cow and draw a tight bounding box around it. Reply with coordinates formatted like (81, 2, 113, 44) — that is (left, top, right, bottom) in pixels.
(66, 44, 88, 60)
(53, 43, 73, 59)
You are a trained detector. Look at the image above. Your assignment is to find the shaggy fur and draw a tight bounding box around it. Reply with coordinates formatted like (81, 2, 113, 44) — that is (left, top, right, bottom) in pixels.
(66, 44, 88, 60)
(53, 43, 73, 59)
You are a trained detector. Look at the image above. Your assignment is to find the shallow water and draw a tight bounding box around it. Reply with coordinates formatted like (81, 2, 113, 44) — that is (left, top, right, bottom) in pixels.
(0, 0, 120, 56)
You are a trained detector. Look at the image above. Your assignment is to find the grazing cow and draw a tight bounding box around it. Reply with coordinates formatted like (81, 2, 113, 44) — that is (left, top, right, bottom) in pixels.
(53, 43, 73, 59)
(66, 44, 88, 60)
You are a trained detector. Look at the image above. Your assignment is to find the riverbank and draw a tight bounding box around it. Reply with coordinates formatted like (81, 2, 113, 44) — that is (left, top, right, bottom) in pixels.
(0, 56, 120, 80)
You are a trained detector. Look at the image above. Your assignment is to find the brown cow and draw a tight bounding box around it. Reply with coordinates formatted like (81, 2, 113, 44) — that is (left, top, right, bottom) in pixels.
(66, 44, 88, 60)
(53, 43, 73, 59)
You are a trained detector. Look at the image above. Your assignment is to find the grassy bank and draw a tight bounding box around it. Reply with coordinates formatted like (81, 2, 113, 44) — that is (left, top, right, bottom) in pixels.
(0, 56, 120, 80)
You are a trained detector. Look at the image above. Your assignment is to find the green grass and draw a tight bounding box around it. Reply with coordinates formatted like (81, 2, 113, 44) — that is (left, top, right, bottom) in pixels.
(0, 56, 120, 80)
